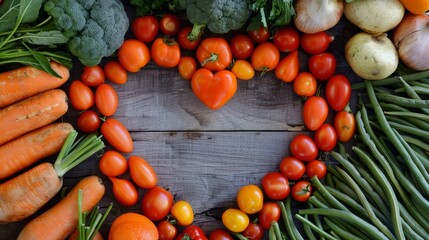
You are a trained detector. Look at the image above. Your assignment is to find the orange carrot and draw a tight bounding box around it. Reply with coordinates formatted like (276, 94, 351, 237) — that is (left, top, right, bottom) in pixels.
(17, 176, 105, 240)
(0, 62, 70, 108)
(0, 123, 74, 180)
(0, 89, 68, 145)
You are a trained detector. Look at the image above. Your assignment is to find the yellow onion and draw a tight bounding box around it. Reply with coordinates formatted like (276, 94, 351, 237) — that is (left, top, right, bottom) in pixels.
(393, 13, 429, 71)
(293, 0, 343, 34)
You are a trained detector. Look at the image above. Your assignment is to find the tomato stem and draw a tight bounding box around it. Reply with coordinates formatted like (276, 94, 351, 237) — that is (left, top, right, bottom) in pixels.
(201, 53, 218, 67)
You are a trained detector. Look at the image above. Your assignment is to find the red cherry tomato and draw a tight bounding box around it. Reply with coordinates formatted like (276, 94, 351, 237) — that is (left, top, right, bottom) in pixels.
(306, 160, 327, 180)
(300, 31, 334, 55)
(157, 220, 178, 240)
(109, 177, 138, 206)
(258, 202, 281, 230)
(314, 123, 337, 152)
(242, 222, 264, 240)
(208, 229, 233, 240)
(334, 109, 356, 142)
(69, 80, 94, 111)
(76, 110, 100, 133)
(303, 96, 329, 131)
(176, 225, 208, 240)
(128, 156, 157, 189)
(99, 150, 128, 177)
(118, 39, 151, 73)
(251, 42, 280, 72)
(291, 181, 312, 202)
(81, 65, 105, 87)
(229, 34, 254, 59)
(326, 74, 351, 111)
(248, 26, 269, 43)
(104, 61, 127, 85)
(293, 72, 317, 97)
(290, 134, 318, 162)
(101, 118, 133, 153)
(178, 56, 197, 80)
(95, 83, 118, 117)
(151, 37, 181, 68)
(279, 156, 306, 180)
(160, 13, 180, 36)
(275, 50, 299, 83)
(261, 172, 290, 200)
(272, 27, 300, 52)
(131, 15, 159, 43)
(141, 186, 173, 221)
(308, 53, 336, 81)
(178, 26, 202, 50)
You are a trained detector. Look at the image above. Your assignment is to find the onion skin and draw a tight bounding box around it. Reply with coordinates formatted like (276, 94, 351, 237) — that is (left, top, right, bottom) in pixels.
(294, 0, 343, 34)
(393, 13, 429, 71)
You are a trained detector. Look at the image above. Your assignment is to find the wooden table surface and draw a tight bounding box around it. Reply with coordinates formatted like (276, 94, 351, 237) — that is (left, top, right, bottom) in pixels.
(1, 2, 363, 239)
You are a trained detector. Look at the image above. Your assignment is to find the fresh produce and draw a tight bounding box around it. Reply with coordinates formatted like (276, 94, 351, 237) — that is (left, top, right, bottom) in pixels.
(400, 0, 429, 14)
(279, 156, 306, 180)
(131, 15, 159, 43)
(272, 27, 300, 53)
(157, 220, 178, 240)
(141, 186, 174, 221)
(0, 89, 68, 145)
(251, 42, 280, 72)
(236, 184, 264, 214)
(333, 107, 356, 142)
(104, 61, 128, 85)
(95, 84, 119, 117)
(100, 118, 134, 153)
(344, 0, 405, 34)
(0, 62, 69, 108)
(109, 177, 139, 206)
(76, 111, 101, 133)
(118, 39, 151, 73)
(176, 225, 207, 240)
(293, 72, 317, 97)
(68, 80, 94, 111)
(99, 150, 128, 177)
(108, 213, 159, 240)
(17, 176, 105, 240)
(231, 60, 254, 81)
(68, 230, 104, 240)
(0, 123, 73, 180)
(261, 172, 290, 200)
(305, 160, 327, 179)
(160, 13, 181, 36)
(247, 26, 270, 43)
(345, 32, 399, 80)
(197, 37, 232, 71)
(290, 134, 318, 161)
(290, 181, 312, 202)
(222, 208, 249, 233)
(325, 74, 351, 111)
(128, 156, 157, 189)
(229, 34, 254, 60)
(300, 31, 334, 55)
(209, 229, 233, 240)
(170, 200, 194, 226)
(241, 222, 264, 240)
(178, 56, 197, 80)
(275, 50, 299, 83)
(313, 123, 337, 152)
(308, 52, 336, 81)
(247, 0, 295, 30)
(81, 65, 105, 87)
(151, 38, 181, 68)
(258, 202, 281, 230)
(303, 96, 329, 131)
(294, 0, 343, 34)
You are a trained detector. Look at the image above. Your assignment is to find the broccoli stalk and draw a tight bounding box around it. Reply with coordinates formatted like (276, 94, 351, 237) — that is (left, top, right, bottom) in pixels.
(189, 23, 205, 41)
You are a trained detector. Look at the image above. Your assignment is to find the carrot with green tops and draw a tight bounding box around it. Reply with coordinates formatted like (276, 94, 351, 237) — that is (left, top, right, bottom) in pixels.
(0, 62, 70, 108)
(17, 176, 106, 240)
(0, 89, 68, 145)
(0, 122, 74, 180)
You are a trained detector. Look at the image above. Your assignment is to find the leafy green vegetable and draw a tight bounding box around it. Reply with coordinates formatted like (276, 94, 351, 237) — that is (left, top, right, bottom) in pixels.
(130, 0, 179, 16)
(0, 0, 42, 32)
(248, 0, 295, 30)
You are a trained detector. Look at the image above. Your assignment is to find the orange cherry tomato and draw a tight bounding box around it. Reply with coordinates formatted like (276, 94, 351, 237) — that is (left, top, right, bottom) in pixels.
(251, 42, 280, 72)
(236, 184, 264, 214)
(197, 37, 232, 71)
(293, 72, 317, 97)
(303, 96, 329, 131)
(69, 80, 94, 111)
(104, 61, 127, 84)
(128, 156, 157, 189)
(101, 118, 133, 153)
(109, 177, 138, 206)
(81, 65, 105, 87)
(275, 50, 299, 83)
(118, 39, 150, 73)
(222, 208, 249, 233)
(231, 59, 254, 80)
(191, 68, 237, 110)
(334, 109, 356, 142)
(151, 37, 181, 68)
(99, 150, 128, 177)
(76, 110, 101, 133)
(178, 56, 197, 80)
(170, 200, 194, 226)
(95, 83, 118, 117)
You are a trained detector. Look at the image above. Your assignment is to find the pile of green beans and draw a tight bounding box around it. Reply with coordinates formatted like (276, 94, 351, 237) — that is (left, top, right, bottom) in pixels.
(295, 76, 429, 240)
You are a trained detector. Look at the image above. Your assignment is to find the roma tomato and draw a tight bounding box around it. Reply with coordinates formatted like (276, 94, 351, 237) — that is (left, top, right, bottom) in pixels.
(109, 177, 138, 206)
(308, 53, 336, 81)
(81, 65, 105, 87)
(258, 202, 281, 230)
(236, 184, 264, 214)
(291, 181, 312, 202)
(261, 172, 290, 200)
(306, 160, 327, 180)
(178, 56, 197, 80)
(290, 134, 318, 162)
(248, 26, 269, 43)
(99, 150, 127, 177)
(209, 229, 233, 240)
(128, 156, 157, 189)
(242, 222, 264, 240)
(231, 59, 254, 80)
(104, 61, 127, 84)
(157, 220, 178, 240)
(300, 31, 334, 55)
(191, 69, 237, 110)
(326, 74, 351, 111)
(178, 26, 202, 50)
(160, 13, 180, 36)
(76, 110, 100, 133)
(171, 200, 194, 226)
(222, 208, 249, 233)
(197, 37, 232, 71)
(95, 84, 118, 117)
(131, 15, 159, 43)
(151, 37, 181, 68)
(176, 226, 207, 240)
(69, 80, 94, 111)
(101, 118, 133, 153)
(303, 96, 329, 131)
(334, 109, 356, 142)
(272, 27, 300, 52)
(118, 39, 150, 72)
(279, 156, 306, 181)
(275, 50, 299, 83)
(293, 72, 317, 97)
(251, 42, 280, 72)
(314, 123, 337, 152)
(229, 34, 254, 59)
(141, 186, 173, 221)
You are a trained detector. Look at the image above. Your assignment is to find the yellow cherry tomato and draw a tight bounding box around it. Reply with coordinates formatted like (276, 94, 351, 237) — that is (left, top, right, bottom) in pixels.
(222, 208, 250, 233)
(231, 59, 255, 80)
(170, 200, 194, 226)
(237, 184, 264, 214)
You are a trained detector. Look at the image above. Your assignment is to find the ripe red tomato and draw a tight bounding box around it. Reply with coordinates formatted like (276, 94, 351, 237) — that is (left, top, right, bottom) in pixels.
(248, 26, 269, 43)
(69, 80, 94, 111)
(306, 160, 327, 180)
(300, 31, 334, 55)
(178, 26, 202, 50)
(99, 150, 127, 177)
(104, 61, 127, 85)
(141, 186, 173, 221)
(209, 229, 233, 240)
(128, 156, 157, 189)
(326, 74, 351, 111)
(197, 37, 232, 71)
(272, 27, 300, 52)
(258, 202, 281, 230)
(151, 37, 181, 68)
(291, 181, 312, 202)
(279, 156, 306, 180)
(334, 110, 356, 142)
(109, 177, 138, 206)
(101, 118, 133, 153)
(160, 13, 180, 36)
(229, 34, 254, 59)
(314, 123, 337, 152)
(251, 42, 280, 72)
(275, 50, 299, 83)
(95, 84, 118, 117)
(178, 56, 197, 80)
(76, 110, 100, 133)
(118, 39, 151, 73)
(157, 220, 178, 240)
(290, 134, 318, 162)
(176, 225, 208, 240)
(131, 15, 159, 43)
(261, 172, 290, 200)
(241, 222, 264, 240)
(293, 72, 317, 97)
(303, 96, 329, 131)
(308, 53, 336, 81)
(81, 65, 105, 87)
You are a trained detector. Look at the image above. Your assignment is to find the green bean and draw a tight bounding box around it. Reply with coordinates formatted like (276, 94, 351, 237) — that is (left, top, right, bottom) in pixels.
(309, 196, 330, 209)
(295, 214, 336, 240)
(269, 224, 276, 240)
(298, 208, 389, 240)
(313, 191, 332, 208)
(302, 214, 318, 240)
(354, 164, 386, 200)
(385, 115, 418, 128)
(409, 144, 429, 170)
(410, 80, 429, 89)
(402, 219, 425, 240)
(324, 218, 361, 240)
(335, 180, 360, 203)
(388, 121, 429, 140)
(326, 172, 335, 188)
(377, 103, 429, 131)
(402, 135, 429, 152)
(329, 218, 372, 240)
(271, 221, 283, 240)
(395, 86, 429, 96)
(280, 198, 304, 240)
(384, 111, 429, 121)
(338, 142, 347, 158)
(398, 201, 429, 238)
(397, 76, 429, 114)
(353, 69, 429, 89)
(311, 176, 348, 212)
(231, 233, 248, 240)
(308, 202, 325, 240)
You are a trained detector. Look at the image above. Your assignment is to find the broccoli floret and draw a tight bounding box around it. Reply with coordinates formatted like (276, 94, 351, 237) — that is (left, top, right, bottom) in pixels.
(44, 0, 129, 66)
